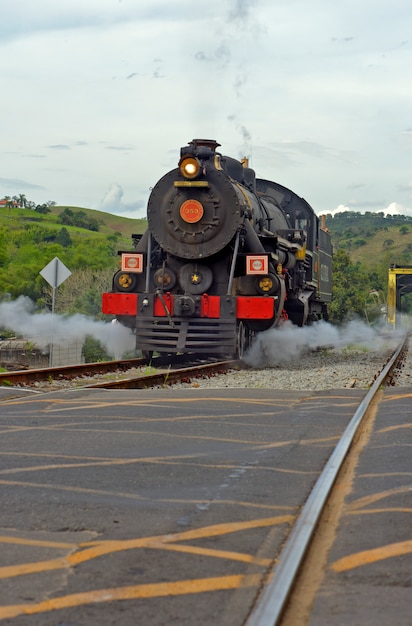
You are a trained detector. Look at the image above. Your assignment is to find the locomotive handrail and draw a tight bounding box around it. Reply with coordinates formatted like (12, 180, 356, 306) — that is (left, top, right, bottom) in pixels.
(144, 232, 152, 292)
(226, 229, 241, 296)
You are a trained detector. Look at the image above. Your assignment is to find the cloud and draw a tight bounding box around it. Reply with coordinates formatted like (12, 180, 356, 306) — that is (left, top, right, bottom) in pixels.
(383, 202, 412, 216)
(99, 183, 145, 217)
(48, 145, 70, 150)
(0, 0, 411, 218)
(0, 177, 45, 191)
(321, 202, 412, 218)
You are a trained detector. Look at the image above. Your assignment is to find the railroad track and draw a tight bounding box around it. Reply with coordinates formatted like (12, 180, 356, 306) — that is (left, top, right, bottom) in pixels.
(0, 334, 406, 395)
(0, 357, 147, 386)
(0, 355, 243, 391)
(245, 331, 409, 626)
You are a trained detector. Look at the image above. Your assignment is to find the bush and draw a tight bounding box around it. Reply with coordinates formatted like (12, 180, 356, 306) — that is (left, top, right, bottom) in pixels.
(82, 336, 110, 362)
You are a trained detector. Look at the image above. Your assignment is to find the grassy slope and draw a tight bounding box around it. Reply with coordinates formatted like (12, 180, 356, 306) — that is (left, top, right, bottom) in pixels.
(325, 219, 412, 271)
(0, 205, 147, 247)
(2, 205, 411, 272)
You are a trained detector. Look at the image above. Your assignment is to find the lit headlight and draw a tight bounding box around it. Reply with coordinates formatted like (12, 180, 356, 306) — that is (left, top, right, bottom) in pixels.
(178, 155, 201, 179)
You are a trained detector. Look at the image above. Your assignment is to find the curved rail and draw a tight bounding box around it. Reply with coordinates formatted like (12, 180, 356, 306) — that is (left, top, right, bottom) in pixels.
(0, 357, 147, 386)
(245, 333, 409, 626)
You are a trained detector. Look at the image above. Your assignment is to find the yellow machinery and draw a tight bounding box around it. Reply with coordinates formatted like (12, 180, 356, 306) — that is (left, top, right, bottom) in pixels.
(387, 265, 412, 327)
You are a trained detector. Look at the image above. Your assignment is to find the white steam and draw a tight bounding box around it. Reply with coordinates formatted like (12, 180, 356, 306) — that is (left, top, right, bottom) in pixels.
(245, 319, 398, 368)
(0, 296, 133, 360)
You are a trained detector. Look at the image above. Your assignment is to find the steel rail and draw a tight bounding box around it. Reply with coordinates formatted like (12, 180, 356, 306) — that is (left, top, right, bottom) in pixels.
(0, 353, 219, 386)
(84, 360, 240, 389)
(245, 333, 408, 626)
(0, 357, 148, 385)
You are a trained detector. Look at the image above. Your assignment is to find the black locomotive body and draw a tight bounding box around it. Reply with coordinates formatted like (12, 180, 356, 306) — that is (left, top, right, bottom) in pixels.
(102, 139, 332, 357)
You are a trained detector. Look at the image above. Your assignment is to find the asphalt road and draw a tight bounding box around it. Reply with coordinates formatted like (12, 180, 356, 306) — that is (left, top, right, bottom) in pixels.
(0, 386, 410, 625)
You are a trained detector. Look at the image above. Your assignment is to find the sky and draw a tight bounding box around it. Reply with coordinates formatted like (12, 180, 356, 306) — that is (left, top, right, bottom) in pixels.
(1, 0, 412, 220)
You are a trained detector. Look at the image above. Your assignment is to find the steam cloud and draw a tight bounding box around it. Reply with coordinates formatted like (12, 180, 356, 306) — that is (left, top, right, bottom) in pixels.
(0, 296, 134, 360)
(245, 319, 398, 368)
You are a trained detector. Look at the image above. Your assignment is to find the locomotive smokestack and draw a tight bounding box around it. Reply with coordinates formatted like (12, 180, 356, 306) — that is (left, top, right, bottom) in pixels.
(189, 139, 221, 152)
(321, 214, 329, 232)
(241, 157, 249, 167)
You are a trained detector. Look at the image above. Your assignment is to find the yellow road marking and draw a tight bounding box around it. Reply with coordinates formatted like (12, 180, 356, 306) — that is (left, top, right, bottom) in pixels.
(331, 540, 412, 572)
(0, 515, 292, 579)
(378, 423, 412, 434)
(346, 486, 412, 512)
(0, 451, 317, 476)
(0, 574, 262, 620)
(0, 558, 69, 580)
(0, 480, 295, 512)
(0, 396, 295, 410)
(146, 541, 272, 566)
(70, 515, 293, 566)
(382, 391, 412, 401)
(0, 536, 75, 549)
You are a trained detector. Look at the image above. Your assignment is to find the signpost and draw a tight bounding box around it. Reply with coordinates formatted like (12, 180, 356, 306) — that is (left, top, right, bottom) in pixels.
(40, 257, 71, 366)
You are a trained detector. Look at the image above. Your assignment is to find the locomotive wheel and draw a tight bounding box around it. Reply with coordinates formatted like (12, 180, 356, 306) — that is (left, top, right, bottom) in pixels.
(142, 350, 154, 361)
(236, 321, 248, 360)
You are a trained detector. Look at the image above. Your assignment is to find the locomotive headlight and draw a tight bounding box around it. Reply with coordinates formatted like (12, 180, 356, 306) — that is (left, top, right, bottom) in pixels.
(113, 271, 137, 293)
(118, 273, 133, 289)
(179, 155, 201, 179)
(255, 273, 280, 295)
(258, 276, 274, 292)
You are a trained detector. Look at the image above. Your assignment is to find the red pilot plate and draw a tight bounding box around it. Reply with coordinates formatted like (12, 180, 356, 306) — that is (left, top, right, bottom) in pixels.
(121, 253, 143, 272)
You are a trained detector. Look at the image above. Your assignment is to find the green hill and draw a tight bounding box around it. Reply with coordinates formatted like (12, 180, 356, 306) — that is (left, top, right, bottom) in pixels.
(323, 211, 412, 322)
(325, 210, 412, 270)
(0, 204, 145, 318)
(0, 204, 145, 242)
(1, 203, 411, 326)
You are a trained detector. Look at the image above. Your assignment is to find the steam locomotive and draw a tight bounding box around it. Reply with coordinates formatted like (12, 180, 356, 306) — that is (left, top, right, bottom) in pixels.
(102, 139, 332, 358)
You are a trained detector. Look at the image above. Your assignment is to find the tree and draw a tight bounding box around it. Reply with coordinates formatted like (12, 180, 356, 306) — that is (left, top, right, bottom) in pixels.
(35, 204, 51, 214)
(58, 208, 99, 231)
(329, 249, 372, 323)
(2, 196, 14, 214)
(59, 208, 74, 225)
(55, 227, 72, 247)
(0, 231, 9, 267)
(82, 336, 110, 362)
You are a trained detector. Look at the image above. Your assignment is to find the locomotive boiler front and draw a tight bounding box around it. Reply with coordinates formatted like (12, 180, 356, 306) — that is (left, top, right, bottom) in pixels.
(147, 140, 248, 260)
